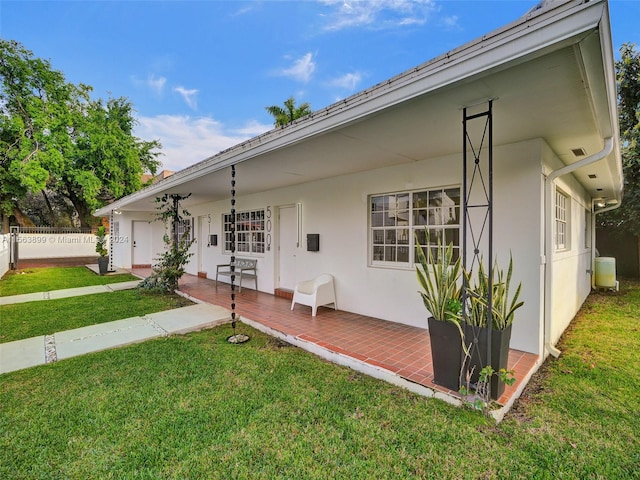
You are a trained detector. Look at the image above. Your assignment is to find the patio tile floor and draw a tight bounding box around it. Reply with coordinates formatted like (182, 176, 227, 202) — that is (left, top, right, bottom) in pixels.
(132, 269, 539, 408)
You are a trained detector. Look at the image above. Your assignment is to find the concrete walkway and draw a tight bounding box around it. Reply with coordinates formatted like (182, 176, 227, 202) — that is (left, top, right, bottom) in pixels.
(0, 289, 232, 375)
(0, 280, 141, 306)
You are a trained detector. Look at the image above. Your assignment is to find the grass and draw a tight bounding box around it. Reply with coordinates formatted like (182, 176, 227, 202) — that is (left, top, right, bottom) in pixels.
(0, 290, 193, 343)
(0, 280, 638, 479)
(0, 266, 139, 297)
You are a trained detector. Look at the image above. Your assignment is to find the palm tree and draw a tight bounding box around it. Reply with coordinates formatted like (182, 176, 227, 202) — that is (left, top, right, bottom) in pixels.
(265, 96, 312, 127)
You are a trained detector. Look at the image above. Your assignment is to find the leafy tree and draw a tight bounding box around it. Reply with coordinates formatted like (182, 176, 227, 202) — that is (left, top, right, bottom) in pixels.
(598, 43, 640, 237)
(54, 96, 162, 227)
(265, 96, 312, 127)
(0, 39, 76, 230)
(138, 194, 194, 293)
(0, 39, 161, 230)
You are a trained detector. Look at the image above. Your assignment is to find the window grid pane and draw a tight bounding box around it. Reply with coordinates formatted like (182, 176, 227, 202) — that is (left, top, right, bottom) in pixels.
(175, 218, 192, 243)
(555, 191, 568, 250)
(223, 209, 265, 254)
(370, 187, 461, 266)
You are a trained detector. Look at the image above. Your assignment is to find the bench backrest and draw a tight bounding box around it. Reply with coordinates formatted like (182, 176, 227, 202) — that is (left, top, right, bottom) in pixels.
(235, 258, 257, 270)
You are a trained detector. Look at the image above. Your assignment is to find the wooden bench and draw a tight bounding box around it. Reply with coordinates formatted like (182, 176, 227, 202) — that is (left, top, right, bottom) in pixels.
(215, 258, 257, 292)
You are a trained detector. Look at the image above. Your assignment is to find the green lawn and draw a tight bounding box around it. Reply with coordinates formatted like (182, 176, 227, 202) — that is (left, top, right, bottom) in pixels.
(0, 289, 193, 343)
(0, 280, 638, 479)
(0, 266, 139, 297)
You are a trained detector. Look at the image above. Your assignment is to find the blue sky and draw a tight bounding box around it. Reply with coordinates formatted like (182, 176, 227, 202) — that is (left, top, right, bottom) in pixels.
(2, 0, 638, 172)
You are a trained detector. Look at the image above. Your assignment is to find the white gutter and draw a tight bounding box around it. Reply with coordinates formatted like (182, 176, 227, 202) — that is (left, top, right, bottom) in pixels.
(594, 200, 621, 216)
(543, 137, 614, 358)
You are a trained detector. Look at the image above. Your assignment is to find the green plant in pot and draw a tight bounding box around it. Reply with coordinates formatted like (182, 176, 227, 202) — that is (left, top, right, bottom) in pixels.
(415, 231, 466, 391)
(463, 254, 523, 400)
(95, 225, 109, 275)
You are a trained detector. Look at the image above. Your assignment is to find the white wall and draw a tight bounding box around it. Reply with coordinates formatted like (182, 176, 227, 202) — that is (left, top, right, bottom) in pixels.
(542, 143, 594, 348)
(180, 139, 544, 354)
(110, 138, 593, 355)
(15, 234, 100, 259)
(108, 212, 165, 269)
(0, 234, 9, 278)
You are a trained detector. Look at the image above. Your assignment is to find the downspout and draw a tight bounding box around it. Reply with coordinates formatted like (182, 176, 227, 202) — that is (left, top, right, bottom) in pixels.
(543, 137, 613, 358)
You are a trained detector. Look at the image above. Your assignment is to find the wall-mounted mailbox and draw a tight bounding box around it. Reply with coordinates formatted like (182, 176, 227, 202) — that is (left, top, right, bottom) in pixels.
(208, 234, 217, 247)
(307, 234, 319, 252)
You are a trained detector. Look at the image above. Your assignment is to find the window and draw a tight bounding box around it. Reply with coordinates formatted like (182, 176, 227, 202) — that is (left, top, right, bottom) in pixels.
(555, 190, 568, 250)
(584, 208, 591, 249)
(175, 218, 193, 243)
(223, 209, 265, 254)
(370, 187, 461, 266)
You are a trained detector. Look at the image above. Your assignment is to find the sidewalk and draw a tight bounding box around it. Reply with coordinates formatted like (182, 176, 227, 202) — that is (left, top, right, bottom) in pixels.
(0, 281, 141, 306)
(0, 289, 232, 375)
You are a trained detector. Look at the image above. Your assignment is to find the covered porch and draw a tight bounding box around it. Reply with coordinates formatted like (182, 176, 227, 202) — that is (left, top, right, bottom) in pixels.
(132, 268, 539, 418)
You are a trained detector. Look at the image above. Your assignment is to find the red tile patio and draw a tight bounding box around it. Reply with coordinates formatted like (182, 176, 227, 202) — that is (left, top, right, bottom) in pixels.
(132, 269, 539, 411)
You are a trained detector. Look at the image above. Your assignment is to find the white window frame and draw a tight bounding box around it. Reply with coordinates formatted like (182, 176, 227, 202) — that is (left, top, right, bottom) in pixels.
(175, 218, 193, 243)
(555, 190, 569, 251)
(369, 186, 461, 268)
(223, 208, 265, 255)
(584, 207, 591, 249)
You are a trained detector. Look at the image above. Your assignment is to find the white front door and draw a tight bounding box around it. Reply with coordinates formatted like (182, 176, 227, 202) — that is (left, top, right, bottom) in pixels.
(278, 205, 298, 290)
(132, 221, 152, 266)
(197, 215, 210, 272)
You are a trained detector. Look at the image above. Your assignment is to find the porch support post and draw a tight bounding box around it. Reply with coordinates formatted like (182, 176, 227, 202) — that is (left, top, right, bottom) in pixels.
(462, 100, 494, 382)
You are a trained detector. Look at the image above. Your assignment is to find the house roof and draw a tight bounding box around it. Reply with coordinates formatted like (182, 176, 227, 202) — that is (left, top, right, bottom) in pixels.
(96, 0, 622, 216)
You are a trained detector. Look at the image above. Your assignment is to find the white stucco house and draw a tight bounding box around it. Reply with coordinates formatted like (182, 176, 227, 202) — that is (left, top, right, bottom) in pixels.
(96, 0, 622, 363)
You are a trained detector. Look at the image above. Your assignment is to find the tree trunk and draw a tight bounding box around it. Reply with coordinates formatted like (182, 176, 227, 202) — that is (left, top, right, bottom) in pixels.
(1, 213, 8, 233)
(12, 206, 35, 227)
(41, 190, 56, 226)
(65, 187, 93, 229)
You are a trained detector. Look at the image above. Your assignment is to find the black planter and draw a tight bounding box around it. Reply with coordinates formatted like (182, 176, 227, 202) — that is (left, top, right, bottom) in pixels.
(428, 317, 464, 391)
(98, 256, 109, 275)
(463, 323, 512, 400)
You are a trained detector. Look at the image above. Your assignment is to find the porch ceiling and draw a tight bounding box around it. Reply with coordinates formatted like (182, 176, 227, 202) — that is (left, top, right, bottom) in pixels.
(107, 3, 619, 213)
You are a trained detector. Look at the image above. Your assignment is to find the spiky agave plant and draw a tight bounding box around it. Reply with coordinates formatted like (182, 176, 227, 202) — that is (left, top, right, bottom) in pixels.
(465, 254, 524, 330)
(490, 254, 524, 330)
(415, 231, 463, 324)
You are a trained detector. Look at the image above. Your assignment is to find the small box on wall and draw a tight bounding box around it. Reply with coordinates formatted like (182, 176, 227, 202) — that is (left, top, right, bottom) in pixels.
(208, 234, 217, 247)
(307, 234, 319, 252)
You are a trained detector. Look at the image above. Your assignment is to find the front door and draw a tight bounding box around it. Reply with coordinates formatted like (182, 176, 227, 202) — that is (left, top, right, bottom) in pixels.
(278, 205, 298, 290)
(132, 220, 152, 266)
(197, 215, 210, 273)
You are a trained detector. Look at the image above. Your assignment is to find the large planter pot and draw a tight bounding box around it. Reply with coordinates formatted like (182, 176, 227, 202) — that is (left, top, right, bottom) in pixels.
(98, 256, 109, 276)
(463, 323, 512, 400)
(428, 316, 463, 391)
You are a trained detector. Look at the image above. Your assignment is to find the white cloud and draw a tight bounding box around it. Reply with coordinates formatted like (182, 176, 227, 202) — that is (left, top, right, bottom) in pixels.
(231, 119, 274, 137)
(327, 72, 362, 91)
(231, 5, 253, 16)
(275, 52, 316, 83)
(131, 74, 166, 95)
(319, 0, 437, 31)
(135, 115, 271, 171)
(440, 15, 461, 30)
(174, 86, 199, 110)
(147, 74, 166, 94)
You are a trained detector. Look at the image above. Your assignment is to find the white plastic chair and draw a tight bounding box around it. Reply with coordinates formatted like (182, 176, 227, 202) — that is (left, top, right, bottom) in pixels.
(290, 274, 337, 317)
